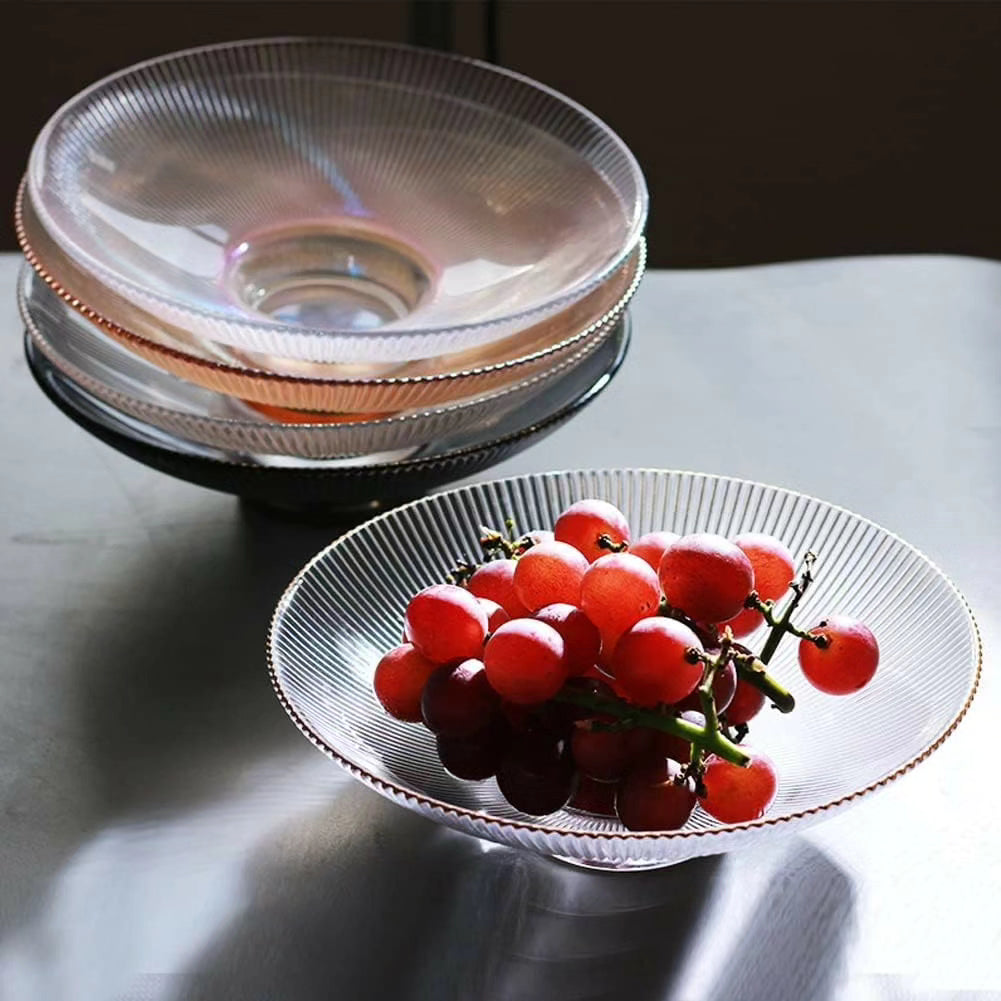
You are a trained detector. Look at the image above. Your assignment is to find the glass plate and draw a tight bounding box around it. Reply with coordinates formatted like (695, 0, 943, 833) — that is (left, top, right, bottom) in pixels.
(28, 38, 646, 363)
(269, 469, 980, 868)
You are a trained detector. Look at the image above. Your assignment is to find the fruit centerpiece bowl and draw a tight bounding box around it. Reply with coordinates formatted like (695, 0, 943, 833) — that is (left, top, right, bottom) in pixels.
(268, 469, 979, 869)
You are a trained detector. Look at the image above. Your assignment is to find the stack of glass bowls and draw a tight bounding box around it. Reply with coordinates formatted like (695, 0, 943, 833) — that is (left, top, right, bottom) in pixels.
(17, 38, 647, 514)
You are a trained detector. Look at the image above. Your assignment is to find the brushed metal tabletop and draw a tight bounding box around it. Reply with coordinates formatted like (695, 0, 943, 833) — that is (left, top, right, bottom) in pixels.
(1, 254, 998, 1001)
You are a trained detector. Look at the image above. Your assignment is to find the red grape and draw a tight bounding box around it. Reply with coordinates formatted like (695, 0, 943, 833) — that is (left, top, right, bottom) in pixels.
(496, 734, 577, 815)
(467, 559, 529, 619)
(616, 757, 697, 831)
(798, 616, 879, 694)
(728, 533, 796, 637)
(525, 528, 555, 547)
(405, 584, 488, 664)
(373, 643, 439, 722)
(658, 534, 754, 625)
(533, 603, 601, 676)
(644, 710, 705, 765)
(476, 597, 510, 635)
(629, 531, 680, 572)
(676, 660, 737, 714)
(580, 552, 661, 638)
(420, 659, 497, 737)
(723, 677, 766, 724)
(611, 617, 704, 707)
(436, 720, 510, 780)
(483, 619, 569, 704)
(569, 775, 618, 816)
(513, 541, 589, 612)
(554, 499, 631, 563)
(571, 718, 633, 781)
(699, 750, 777, 823)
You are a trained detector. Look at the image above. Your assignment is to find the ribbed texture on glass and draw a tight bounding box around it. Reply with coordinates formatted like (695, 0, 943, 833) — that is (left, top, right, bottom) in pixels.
(17, 178, 643, 410)
(20, 266, 634, 460)
(28, 38, 646, 362)
(269, 470, 980, 869)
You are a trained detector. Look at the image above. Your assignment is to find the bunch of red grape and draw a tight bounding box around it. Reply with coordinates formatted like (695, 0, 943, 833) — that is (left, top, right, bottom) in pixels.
(373, 499, 880, 831)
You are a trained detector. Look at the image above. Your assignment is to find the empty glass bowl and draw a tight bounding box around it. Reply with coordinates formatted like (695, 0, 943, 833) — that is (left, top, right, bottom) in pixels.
(17, 180, 644, 410)
(268, 469, 980, 869)
(28, 38, 647, 364)
(20, 265, 629, 460)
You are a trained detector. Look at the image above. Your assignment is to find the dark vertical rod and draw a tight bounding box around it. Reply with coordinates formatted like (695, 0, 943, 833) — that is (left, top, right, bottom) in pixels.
(485, 0, 500, 63)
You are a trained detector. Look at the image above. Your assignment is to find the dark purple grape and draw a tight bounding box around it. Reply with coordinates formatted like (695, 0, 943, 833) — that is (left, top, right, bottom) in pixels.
(436, 720, 510, 780)
(496, 734, 577, 816)
(420, 659, 497, 738)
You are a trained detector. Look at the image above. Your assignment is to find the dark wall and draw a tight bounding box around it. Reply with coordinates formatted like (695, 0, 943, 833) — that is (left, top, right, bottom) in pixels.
(6, 1, 1001, 268)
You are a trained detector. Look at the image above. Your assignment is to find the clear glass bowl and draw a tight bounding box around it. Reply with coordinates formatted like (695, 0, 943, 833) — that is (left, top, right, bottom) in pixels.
(27, 38, 647, 364)
(20, 265, 629, 460)
(268, 469, 980, 869)
(17, 181, 644, 409)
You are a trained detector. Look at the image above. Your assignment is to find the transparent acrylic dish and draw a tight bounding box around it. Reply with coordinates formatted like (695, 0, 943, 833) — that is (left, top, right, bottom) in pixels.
(17, 181, 644, 410)
(27, 38, 647, 364)
(20, 265, 628, 460)
(24, 320, 630, 515)
(269, 469, 980, 869)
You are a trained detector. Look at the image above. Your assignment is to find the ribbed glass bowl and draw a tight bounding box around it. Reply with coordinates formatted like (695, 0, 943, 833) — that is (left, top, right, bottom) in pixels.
(20, 266, 628, 460)
(27, 38, 646, 364)
(269, 469, 980, 869)
(17, 180, 644, 408)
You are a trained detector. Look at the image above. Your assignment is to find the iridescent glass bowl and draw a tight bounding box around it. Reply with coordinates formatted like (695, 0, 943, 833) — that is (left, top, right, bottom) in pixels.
(17, 179, 644, 411)
(27, 38, 647, 365)
(269, 469, 980, 869)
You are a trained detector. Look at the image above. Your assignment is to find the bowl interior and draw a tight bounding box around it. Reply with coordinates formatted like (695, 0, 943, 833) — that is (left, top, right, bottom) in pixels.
(270, 469, 979, 864)
(30, 38, 645, 355)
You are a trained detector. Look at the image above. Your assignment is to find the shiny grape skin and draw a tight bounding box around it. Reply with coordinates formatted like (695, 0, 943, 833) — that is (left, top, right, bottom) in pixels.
(373, 643, 439, 722)
(616, 757, 697, 832)
(468, 559, 530, 619)
(420, 659, 498, 737)
(533, 603, 601, 676)
(699, 750, 778, 823)
(483, 619, 569, 704)
(723, 677, 767, 724)
(554, 499, 631, 563)
(580, 552, 661, 638)
(405, 584, 488, 664)
(658, 534, 754, 626)
(628, 531, 680, 572)
(799, 616, 880, 694)
(727, 533, 796, 637)
(513, 541, 589, 612)
(496, 733, 578, 816)
(611, 617, 704, 708)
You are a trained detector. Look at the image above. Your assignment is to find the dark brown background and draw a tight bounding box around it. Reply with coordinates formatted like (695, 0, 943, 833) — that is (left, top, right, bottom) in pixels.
(6, 1, 1001, 267)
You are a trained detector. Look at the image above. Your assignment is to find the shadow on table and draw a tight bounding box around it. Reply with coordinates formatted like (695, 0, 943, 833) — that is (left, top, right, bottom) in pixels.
(176, 813, 855, 1001)
(69, 500, 367, 816)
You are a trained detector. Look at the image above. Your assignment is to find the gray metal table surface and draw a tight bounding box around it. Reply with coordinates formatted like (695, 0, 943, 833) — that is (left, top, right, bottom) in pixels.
(0, 253, 998, 1001)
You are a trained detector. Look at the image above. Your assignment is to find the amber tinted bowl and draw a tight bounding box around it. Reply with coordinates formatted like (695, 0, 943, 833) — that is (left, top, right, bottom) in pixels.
(18, 183, 644, 414)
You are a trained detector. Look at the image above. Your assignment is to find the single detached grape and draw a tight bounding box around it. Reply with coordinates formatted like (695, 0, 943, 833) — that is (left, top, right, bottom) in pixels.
(699, 750, 778, 823)
(723, 677, 767, 724)
(533, 603, 601, 676)
(569, 774, 618, 817)
(629, 531, 680, 572)
(496, 734, 577, 816)
(483, 619, 568, 704)
(436, 720, 510, 780)
(405, 584, 488, 664)
(513, 541, 589, 612)
(580, 552, 661, 638)
(798, 616, 880, 694)
(420, 659, 497, 737)
(468, 559, 529, 619)
(658, 534, 754, 625)
(476, 597, 510, 635)
(554, 499, 631, 563)
(616, 757, 697, 832)
(373, 643, 439, 722)
(727, 533, 796, 637)
(611, 617, 704, 707)
(571, 718, 634, 782)
(676, 660, 737, 714)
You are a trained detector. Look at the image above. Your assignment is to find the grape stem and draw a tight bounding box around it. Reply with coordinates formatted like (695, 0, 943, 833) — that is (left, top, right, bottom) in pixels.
(554, 686, 751, 768)
(687, 632, 733, 791)
(754, 551, 819, 664)
(596, 533, 629, 553)
(731, 652, 796, 713)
